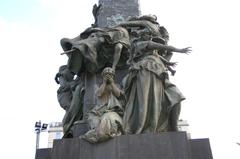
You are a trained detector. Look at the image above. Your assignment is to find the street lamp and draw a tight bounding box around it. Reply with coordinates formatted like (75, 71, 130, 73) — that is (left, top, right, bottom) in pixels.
(35, 121, 48, 150)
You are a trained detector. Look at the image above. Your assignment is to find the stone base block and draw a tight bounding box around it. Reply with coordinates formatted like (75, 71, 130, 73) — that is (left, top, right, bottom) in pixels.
(35, 148, 52, 159)
(190, 138, 213, 159)
(36, 132, 213, 159)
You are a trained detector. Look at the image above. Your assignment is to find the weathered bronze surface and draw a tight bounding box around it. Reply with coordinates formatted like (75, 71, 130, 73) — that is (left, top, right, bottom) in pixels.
(56, 1, 191, 142)
(81, 67, 125, 143)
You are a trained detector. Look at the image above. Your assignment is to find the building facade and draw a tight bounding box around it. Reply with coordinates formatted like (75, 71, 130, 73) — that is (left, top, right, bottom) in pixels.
(47, 122, 63, 148)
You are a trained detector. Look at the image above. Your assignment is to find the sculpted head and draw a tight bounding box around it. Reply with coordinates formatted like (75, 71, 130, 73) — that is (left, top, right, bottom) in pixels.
(102, 67, 115, 78)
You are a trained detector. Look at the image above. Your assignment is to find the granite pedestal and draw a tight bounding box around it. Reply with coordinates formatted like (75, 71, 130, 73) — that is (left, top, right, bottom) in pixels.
(35, 148, 52, 159)
(35, 132, 213, 159)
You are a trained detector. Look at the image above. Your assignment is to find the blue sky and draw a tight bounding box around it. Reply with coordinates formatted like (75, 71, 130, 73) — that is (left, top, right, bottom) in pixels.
(0, 0, 47, 22)
(0, 0, 37, 18)
(0, 0, 240, 159)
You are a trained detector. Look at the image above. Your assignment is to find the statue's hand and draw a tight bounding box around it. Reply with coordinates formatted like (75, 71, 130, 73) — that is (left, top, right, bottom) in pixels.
(108, 78, 114, 84)
(103, 76, 108, 84)
(179, 47, 192, 54)
(103, 74, 114, 84)
(168, 62, 178, 67)
(106, 74, 114, 84)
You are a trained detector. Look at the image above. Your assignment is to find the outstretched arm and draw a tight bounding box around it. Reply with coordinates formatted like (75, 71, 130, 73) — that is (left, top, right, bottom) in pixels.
(158, 55, 177, 67)
(147, 41, 191, 54)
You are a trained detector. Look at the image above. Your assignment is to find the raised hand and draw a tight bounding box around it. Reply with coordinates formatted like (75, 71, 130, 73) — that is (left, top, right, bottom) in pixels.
(103, 75, 108, 84)
(179, 47, 192, 54)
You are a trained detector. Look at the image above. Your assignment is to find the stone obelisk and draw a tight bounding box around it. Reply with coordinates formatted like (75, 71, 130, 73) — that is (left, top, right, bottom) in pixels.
(97, 0, 140, 27)
(82, 0, 140, 119)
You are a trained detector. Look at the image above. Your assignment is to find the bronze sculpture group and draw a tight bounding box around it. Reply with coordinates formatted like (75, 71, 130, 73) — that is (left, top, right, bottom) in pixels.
(56, 14, 191, 143)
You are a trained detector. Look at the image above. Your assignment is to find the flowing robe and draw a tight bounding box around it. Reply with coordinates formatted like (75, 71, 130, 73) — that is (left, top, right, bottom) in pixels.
(60, 27, 130, 75)
(123, 41, 185, 134)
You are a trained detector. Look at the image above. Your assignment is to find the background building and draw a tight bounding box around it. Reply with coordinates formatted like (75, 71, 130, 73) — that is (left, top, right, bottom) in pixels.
(47, 122, 63, 148)
(178, 119, 191, 138)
